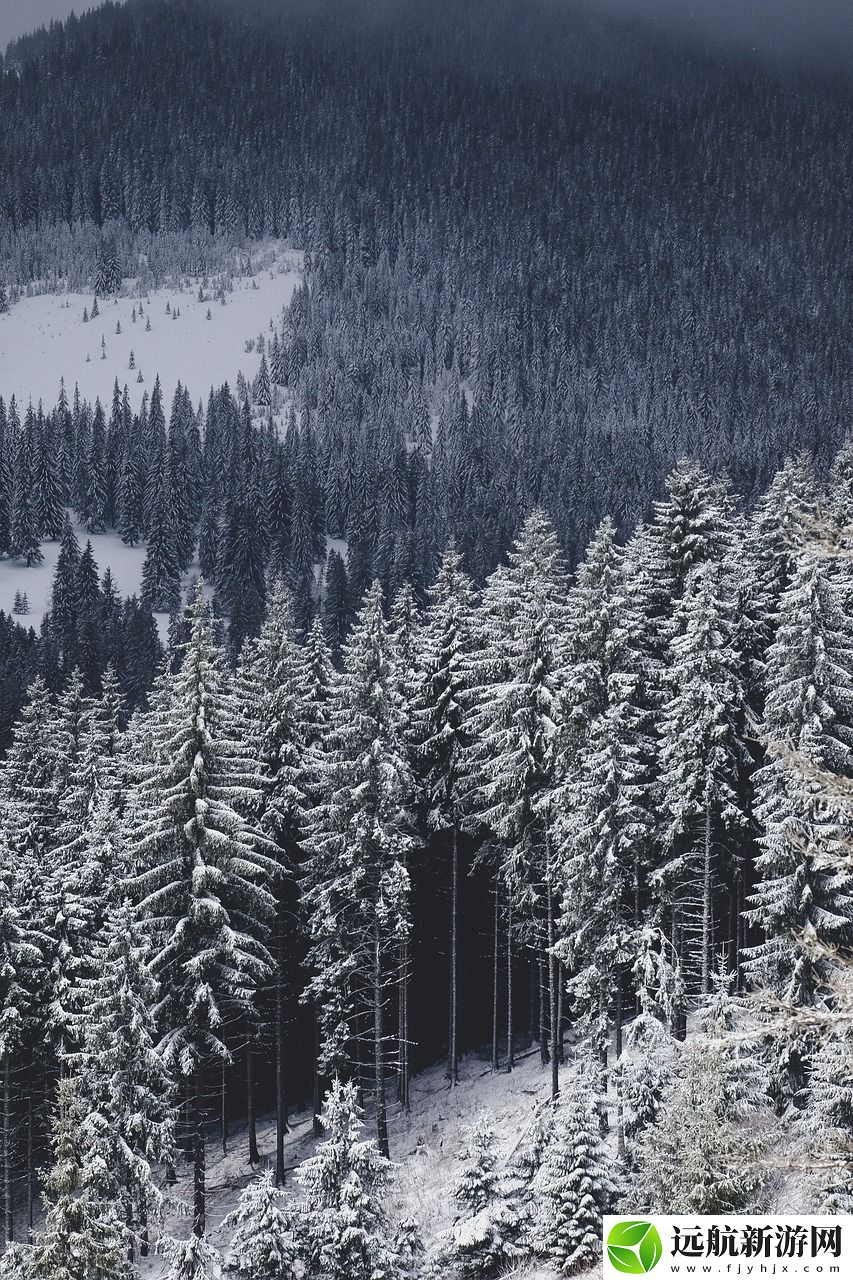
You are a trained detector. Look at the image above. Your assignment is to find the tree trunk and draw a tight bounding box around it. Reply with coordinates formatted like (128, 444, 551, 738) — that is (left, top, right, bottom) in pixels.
(547, 872, 559, 1100)
(312, 1013, 322, 1138)
(528, 961, 537, 1046)
(275, 966, 286, 1183)
(193, 1069, 206, 1238)
(374, 923, 390, 1158)
(398, 937, 410, 1111)
(247, 1046, 259, 1166)
(491, 880, 500, 1072)
(615, 974, 625, 1158)
(557, 961, 565, 1064)
(220, 1059, 227, 1156)
(26, 1089, 33, 1240)
(538, 951, 548, 1066)
(702, 804, 713, 995)
(3, 1060, 12, 1244)
(506, 898, 514, 1072)
(448, 826, 459, 1084)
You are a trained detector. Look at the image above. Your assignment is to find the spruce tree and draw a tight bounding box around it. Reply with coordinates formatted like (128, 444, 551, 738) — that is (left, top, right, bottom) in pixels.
(630, 1036, 766, 1215)
(412, 544, 476, 1085)
(302, 582, 413, 1156)
(460, 510, 568, 1090)
(77, 902, 175, 1260)
(529, 1090, 618, 1276)
(296, 1079, 401, 1280)
(126, 585, 276, 1233)
(659, 563, 749, 994)
(25, 1077, 127, 1280)
(224, 1170, 300, 1280)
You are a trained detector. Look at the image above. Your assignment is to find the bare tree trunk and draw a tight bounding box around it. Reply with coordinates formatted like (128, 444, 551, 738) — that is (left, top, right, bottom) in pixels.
(220, 1059, 227, 1156)
(398, 938, 410, 1111)
(615, 975, 625, 1158)
(3, 1060, 12, 1243)
(557, 961, 565, 1064)
(732, 870, 742, 988)
(247, 1046, 259, 1166)
(193, 1069, 206, 1238)
(599, 991, 609, 1133)
(26, 1090, 33, 1240)
(312, 1013, 322, 1138)
(140, 1206, 149, 1258)
(374, 924, 390, 1158)
(506, 898, 514, 1072)
(528, 961, 536, 1047)
(702, 805, 713, 995)
(547, 872, 559, 1100)
(538, 950, 548, 1066)
(448, 826, 459, 1084)
(491, 879, 500, 1072)
(275, 962, 286, 1183)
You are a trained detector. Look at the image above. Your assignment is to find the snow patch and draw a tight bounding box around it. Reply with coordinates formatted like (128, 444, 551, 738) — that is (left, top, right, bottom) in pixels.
(0, 247, 302, 413)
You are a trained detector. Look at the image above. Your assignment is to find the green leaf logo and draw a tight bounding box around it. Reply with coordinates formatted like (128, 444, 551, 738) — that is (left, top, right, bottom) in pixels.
(606, 1220, 663, 1274)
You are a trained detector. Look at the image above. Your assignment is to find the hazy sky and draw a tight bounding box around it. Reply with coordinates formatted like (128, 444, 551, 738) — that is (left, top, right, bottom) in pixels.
(2, 0, 852, 70)
(0, 1, 101, 52)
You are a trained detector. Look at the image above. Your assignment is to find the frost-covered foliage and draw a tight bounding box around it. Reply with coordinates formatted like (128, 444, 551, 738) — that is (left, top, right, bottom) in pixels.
(432, 1115, 524, 1278)
(296, 1078, 405, 1280)
(224, 1170, 300, 1280)
(528, 1090, 619, 1275)
(163, 1234, 222, 1280)
(630, 1036, 768, 1215)
(25, 1076, 129, 1280)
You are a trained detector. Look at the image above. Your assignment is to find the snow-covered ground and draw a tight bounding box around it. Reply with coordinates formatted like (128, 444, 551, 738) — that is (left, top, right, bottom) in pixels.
(0, 513, 204, 637)
(0, 247, 302, 413)
(143, 1049, 569, 1279)
(0, 246, 302, 627)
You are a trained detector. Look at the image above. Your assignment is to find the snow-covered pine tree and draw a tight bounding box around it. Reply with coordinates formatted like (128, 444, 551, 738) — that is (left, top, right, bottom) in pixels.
(529, 1089, 618, 1276)
(411, 544, 476, 1086)
(0, 861, 46, 1245)
(140, 465, 181, 614)
(125, 584, 277, 1234)
(0, 677, 59, 860)
(223, 1170, 299, 1280)
(76, 901, 175, 1259)
(745, 549, 853, 1094)
(302, 582, 413, 1156)
(658, 562, 749, 994)
(630, 1034, 766, 1215)
(555, 670, 653, 1125)
(25, 1076, 127, 1280)
(230, 579, 309, 1177)
(433, 1114, 524, 1278)
(164, 1234, 222, 1280)
(296, 1078, 402, 1280)
(460, 510, 568, 1091)
(738, 454, 817, 710)
(808, 1028, 853, 1212)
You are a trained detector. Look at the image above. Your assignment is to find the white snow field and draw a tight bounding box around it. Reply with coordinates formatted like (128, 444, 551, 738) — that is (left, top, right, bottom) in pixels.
(0, 246, 302, 412)
(0, 246, 302, 626)
(0, 520, 149, 624)
(141, 1049, 566, 1279)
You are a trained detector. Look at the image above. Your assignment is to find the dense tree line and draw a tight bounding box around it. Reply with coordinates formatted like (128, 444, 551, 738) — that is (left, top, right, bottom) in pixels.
(0, 0, 850, 570)
(0, 445, 852, 1274)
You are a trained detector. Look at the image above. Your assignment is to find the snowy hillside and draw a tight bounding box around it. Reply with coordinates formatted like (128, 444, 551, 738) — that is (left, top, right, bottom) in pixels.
(0, 246, 302, 412)
(142, 1051, 566, 1280)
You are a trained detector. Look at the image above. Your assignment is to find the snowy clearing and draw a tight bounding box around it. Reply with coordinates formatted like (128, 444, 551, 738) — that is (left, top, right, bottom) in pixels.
(0, 515, 199, 637)
(0, 246, 302, 412)
(140, 1050, 570, 1279)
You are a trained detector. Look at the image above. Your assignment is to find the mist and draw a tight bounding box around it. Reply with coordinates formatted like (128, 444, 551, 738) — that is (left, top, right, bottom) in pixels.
(577, 0, 853, 74)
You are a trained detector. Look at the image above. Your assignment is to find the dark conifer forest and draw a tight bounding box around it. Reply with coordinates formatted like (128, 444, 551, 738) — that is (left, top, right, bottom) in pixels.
(0, 1, 851, 1277)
